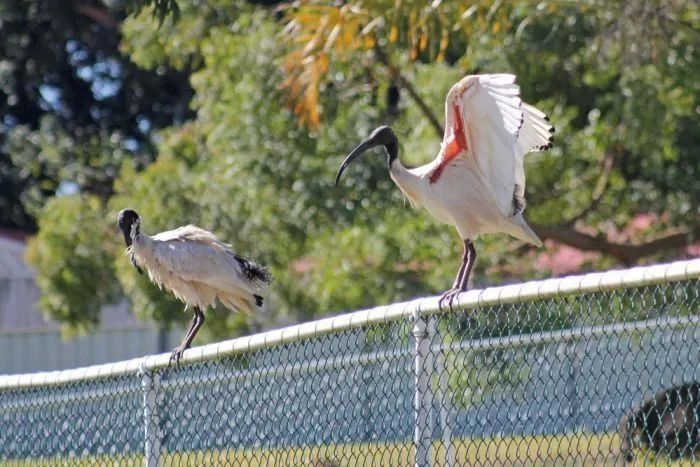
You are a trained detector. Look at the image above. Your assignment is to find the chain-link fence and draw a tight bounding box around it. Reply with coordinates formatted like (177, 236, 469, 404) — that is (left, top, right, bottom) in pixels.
(1, 259, 699, 466)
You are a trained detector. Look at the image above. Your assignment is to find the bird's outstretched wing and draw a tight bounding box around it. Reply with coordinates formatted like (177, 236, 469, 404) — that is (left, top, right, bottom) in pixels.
(436, 74, 553, 216)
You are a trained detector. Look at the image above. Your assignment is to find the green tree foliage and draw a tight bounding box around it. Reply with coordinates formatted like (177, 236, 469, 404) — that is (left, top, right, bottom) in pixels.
(25, 195, 120, 333)
(0, 0, 192, 229)
(23, 0, 699, 339)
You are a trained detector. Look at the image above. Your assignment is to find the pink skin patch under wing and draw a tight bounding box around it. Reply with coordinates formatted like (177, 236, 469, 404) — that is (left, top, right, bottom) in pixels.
(430, 103, 469, 184)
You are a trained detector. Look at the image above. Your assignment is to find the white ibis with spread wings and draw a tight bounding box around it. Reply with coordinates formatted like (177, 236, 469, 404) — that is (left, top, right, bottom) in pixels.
(335, 74, 553, 308)
(117, 209, 271, 364)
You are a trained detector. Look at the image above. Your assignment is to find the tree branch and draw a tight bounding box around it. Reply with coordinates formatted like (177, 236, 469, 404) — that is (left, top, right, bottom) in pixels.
(531, 224, 699, 264)
(73, 2, 119, 29)
(562, 149, 617, 226)
(374, 46, 444, 139)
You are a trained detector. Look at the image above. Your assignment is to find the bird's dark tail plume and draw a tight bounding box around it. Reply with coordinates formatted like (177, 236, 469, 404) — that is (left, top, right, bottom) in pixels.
(232, 253, 272, 285)
(254, 294, 264, 307)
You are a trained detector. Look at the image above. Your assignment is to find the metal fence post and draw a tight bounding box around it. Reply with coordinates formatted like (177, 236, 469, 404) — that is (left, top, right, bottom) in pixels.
(429, 318, 456, 467)
(412, 308, 432, 467)
(139, 361, 161, 467)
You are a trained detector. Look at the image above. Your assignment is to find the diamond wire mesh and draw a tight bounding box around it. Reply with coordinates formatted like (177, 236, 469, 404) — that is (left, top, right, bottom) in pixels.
(0, 277, 698, 466)
(0, 375, 143, 464)
(428, 280, 700, 465)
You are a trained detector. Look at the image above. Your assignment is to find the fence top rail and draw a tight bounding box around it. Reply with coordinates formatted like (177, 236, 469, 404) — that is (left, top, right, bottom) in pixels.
(0, 258, 698, 389)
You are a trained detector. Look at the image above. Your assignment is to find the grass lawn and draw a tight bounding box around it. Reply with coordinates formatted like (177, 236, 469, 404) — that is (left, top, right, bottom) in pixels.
(1, 432, 696, 466)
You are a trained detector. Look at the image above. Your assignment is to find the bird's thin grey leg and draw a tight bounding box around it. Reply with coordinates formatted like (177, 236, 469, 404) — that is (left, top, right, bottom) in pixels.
(181, 310, 204, 349)
(457, 241, 477, 292)
(439, 240, 476, 310)
(439, 240, 471, 310)
(180, 310, 201, 347)
(170, 307, 205, 366)
(451, 241, 471, 289)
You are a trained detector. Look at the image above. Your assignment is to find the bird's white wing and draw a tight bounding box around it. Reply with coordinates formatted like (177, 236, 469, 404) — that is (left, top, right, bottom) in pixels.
(141, 226, 268, 291)
(512, 103, 554, 209)
(149, 240, 243, 283)
(151, 225, 225, 246)
(436, 74, 553, 216)
(517, 103, 554, 155)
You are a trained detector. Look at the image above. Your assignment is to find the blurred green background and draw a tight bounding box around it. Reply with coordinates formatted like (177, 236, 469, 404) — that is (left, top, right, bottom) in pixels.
(1, 0, 697, 342)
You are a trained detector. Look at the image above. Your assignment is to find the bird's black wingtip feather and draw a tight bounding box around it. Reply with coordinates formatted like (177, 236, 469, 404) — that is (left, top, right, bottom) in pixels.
(254, 294, 264, 307)
(231, 252, 272, 285)
(253, 263, 273, 285)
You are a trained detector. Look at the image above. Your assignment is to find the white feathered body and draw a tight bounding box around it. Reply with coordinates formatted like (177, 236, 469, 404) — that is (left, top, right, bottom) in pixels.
(390, 157, 533, 242)
(128, 225, 269, 313)
(390, 74, 552, 245)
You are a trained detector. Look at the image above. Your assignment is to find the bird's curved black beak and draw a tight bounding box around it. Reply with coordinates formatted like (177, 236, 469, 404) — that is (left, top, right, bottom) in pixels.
(122, 230, 132, 247)
(118, 219, 133, 247)
(117, 208, 139, 248)
(334, 136, 381, 186)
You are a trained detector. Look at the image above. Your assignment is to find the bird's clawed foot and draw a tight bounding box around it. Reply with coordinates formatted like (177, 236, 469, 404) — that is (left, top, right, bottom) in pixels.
(438, 288, 466, 311)
(169, 344, 189, 366)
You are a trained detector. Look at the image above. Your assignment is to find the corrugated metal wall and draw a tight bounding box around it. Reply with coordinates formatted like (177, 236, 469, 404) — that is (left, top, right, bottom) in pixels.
(0, 237, 181, 374)
(0, 327, 182, 374)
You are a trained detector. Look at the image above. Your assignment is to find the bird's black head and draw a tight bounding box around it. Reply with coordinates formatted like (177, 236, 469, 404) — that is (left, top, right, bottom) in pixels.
(335, 125, 398, 186)
(117, 209, 140, 247)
